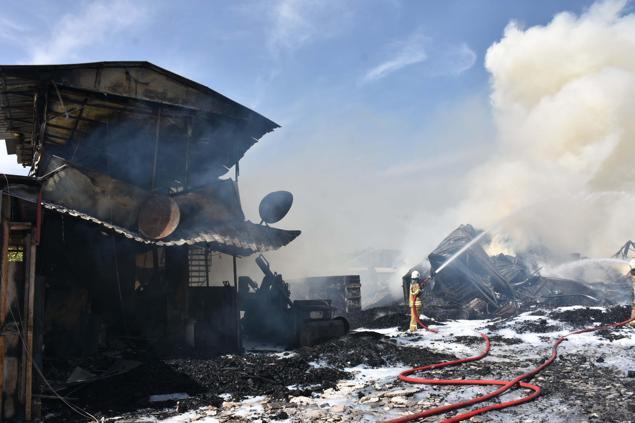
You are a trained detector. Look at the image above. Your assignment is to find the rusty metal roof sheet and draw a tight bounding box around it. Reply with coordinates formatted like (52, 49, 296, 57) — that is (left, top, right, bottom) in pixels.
(1, 175, 299, 256)
(42, 201, 300, 255)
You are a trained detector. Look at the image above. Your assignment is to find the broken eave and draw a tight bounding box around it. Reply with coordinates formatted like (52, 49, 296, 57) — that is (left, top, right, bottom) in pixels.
(42, 201, 300, 256)
(1, 175, 300, 256)
(0, 61, 280, 171)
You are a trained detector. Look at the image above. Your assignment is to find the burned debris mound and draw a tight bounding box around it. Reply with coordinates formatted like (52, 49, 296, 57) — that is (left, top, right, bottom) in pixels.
(539, 353, 635, 421)
(42, 352, 203, 421)
(45, 330, 452, 421)
(347, 304, 441, 331)
(511, 318, 561, 334)
(407, 224, 634, 320)
(167, 331, 456, 401)
(427, 225, 516, 318)
(166, 353, 348, 401)
(548, 305, 631, 327)
(347, 305, 409, 329)
(297, 331, 456, 368)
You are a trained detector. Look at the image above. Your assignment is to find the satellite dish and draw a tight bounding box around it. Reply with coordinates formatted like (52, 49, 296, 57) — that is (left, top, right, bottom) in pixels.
(259, 191, 293, 225)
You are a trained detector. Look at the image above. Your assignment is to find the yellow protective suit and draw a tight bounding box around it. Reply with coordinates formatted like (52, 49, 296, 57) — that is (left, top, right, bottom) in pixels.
(409, 280, 422, 332)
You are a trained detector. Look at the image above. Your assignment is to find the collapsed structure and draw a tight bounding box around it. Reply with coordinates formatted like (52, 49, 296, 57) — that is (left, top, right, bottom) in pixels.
(0, 62, 305, 421)
(404, 224, 633, 320)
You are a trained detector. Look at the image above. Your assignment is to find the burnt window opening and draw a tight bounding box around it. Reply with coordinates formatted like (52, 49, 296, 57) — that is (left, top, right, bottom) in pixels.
(188, 247, 237, 287)
(188, 246, 211, 287)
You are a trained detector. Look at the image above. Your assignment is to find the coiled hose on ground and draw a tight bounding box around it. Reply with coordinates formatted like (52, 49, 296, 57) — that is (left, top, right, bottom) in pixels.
(383, 300, 635, 423)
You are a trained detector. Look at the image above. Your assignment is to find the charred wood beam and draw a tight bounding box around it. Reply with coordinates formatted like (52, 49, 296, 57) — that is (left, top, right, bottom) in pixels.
(2, 117, 33, 125)
(43, 134, 69, 144)
(1, 75, 15, 131)
(68, 99, 87, 145)
(52, 84, 251, 125)
(33, 84, 49, 171)
(45, 106, 83, 123)
(48, 112, 106, 126)
(45, 122, 85, 133)
(0, 90, 38, 98)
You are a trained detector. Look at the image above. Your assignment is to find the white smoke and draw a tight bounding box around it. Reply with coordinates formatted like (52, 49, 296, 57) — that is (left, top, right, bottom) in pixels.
(239, 0, 635, 305)
(458, 0, 635, 257)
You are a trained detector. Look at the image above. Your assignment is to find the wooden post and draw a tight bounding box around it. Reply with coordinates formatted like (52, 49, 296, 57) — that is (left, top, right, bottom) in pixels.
(0, 215, 9, 418)
(0, 220, 10, 321)
(233, 255, 241, 351)
(21, 233, 36, 421)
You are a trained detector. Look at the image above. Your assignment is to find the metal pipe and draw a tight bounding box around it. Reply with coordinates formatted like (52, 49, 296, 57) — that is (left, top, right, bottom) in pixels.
(233, 255, 241, 351)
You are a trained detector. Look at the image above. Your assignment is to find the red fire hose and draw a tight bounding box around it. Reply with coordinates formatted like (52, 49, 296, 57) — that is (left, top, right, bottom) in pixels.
(383, 299, 635, 423)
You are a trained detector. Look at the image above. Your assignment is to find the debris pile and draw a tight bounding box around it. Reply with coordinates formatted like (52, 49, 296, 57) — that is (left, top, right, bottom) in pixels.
(71, 305, 634, 423)
(347, 305, 440, 331)
(408, 224, 633, 320)
(43, 331, 455, 421)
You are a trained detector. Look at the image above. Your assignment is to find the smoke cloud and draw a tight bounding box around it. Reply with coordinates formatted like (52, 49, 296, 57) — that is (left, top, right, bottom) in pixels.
(226, 0, 635, 305)
(457, 0, 635, 258)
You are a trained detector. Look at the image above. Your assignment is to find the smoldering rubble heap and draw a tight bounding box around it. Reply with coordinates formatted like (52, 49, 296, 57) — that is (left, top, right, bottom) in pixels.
(44, 331, 457, 421)
(406, 224, 633, 320)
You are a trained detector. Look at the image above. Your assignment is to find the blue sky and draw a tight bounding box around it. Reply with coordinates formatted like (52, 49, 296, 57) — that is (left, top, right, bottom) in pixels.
(0, 0, 603, 274)
(0, 1, 595, 137)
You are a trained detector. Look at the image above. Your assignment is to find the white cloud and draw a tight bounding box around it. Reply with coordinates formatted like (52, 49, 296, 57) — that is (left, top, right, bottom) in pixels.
(269, 0, 313, 52)
(0, 17, 30, 44)
(27, 0, 148, 64)
(439, 42, 477, 76)
(361, 31, 428, 83)
(361, 31, 476, 84)
(267, 0, 351, 57)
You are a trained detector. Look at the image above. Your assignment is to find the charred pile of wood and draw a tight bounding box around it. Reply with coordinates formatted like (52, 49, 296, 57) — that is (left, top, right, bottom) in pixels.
(404, 225, 633, 320)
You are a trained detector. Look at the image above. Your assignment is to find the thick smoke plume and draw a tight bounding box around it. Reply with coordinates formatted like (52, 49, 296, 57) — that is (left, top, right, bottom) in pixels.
(240, 0, 635, 305)
(458, 0, 635, 258)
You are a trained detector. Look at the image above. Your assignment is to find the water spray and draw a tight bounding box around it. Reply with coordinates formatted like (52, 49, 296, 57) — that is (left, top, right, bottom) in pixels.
(434, 230, 488, 275)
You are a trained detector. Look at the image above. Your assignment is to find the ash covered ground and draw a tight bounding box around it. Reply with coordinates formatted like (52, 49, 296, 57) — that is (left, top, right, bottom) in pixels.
(43, 305, 634, 422)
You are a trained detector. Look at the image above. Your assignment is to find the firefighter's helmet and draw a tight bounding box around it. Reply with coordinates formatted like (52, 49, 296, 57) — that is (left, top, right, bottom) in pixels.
(411, 270, 421, 280)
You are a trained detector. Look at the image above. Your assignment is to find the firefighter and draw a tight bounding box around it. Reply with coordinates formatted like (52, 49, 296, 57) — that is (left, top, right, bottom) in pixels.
(630, 260, 635, 326)
(409, 270, 423, 332)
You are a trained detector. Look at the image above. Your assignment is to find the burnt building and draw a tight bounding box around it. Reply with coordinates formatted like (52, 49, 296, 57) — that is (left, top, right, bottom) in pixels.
(0, 62, 300, 421)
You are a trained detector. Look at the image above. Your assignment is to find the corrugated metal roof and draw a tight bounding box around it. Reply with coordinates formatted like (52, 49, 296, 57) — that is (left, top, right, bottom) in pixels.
(43, 201, 300, 256)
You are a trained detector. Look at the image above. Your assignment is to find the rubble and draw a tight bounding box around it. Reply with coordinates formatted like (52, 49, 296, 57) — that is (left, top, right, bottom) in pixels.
(346, 304, 441, 330)
(406, 224, 633, 320)
(42, 330, 456, 421)
(41, 305, 633, 422)
(548, 305, 631, 326)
